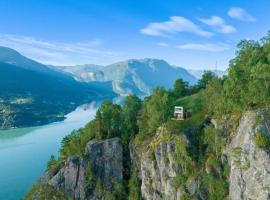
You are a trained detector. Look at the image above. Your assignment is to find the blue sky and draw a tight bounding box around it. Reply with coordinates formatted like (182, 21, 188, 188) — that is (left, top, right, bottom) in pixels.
(0, 0, 269, 70)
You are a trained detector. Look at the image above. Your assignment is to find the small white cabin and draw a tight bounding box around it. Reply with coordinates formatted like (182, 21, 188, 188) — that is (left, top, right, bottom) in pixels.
(173, 106, 186, 120)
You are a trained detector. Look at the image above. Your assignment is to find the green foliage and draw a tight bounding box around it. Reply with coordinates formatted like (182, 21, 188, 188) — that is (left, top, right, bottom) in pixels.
(174, 93, 205, 132)
(98, 100, 122, 139)
(223, 36, 270, 112)
(122, 95, 142, 143)
(136, 87, 171, 143)
(86, 162, 95, 189)
(24, 182, 65, 200)
(198, 70, 216, 90)
(172, 175, 188, 189)
(202, 77, 224, 117)
(173, 136, 196, 188)
(145, 87, 171, 133)
(46, 155, 63, 177)
(202, 172, 229, 200)
(60, 130, 84, 159)
(104, 181, 127, 200)
(254, 132, 270, 148)
(180, 194, 193, 200)
(172, 78, 189, 98)
(128, 170, 142, 200)
(202, 125, 224, 157)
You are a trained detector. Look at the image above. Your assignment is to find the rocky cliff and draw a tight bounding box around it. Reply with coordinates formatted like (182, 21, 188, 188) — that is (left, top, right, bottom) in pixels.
(130, 127, 202, 200)
(27, 110, 270, 200)
(131, 110, 270, 200)
(35, 137, 123, 200)
(228, 110, 270, 200)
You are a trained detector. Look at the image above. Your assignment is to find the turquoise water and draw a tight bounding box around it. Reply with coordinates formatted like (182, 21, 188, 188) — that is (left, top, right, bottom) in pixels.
(0, 102, 99, 200)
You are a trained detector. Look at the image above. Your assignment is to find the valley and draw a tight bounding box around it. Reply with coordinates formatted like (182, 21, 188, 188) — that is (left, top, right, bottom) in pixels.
(0, 102, 99, 200)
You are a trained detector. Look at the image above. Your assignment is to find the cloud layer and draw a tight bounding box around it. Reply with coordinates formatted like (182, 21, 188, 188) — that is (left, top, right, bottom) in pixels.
(141, 16, 213, 37)
(228, 7, 256, 22)
(0, 34, 123, 66)
(177, 43, 229, 52)
(199, 16, 236, 33)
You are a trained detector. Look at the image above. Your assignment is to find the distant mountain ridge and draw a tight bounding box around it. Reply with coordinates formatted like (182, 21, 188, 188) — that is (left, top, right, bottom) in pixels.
(55, 58, 198, 96)
(188, 69, 227, 79)
(0, 46, 115, 129)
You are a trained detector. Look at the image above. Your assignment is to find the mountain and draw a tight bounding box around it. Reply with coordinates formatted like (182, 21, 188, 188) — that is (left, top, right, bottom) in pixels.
(0, 46, 115, 129)
(55, 58, 197, 96)
(188, 69, 227, 79)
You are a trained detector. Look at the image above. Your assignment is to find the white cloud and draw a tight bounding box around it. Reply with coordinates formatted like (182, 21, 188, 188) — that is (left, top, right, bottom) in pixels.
(157, 42, 169, 47)
(228, 7, 256, 22)
(199, 16, 236, 33)
(0, 34, 123, 65)
(141, 16, 213, 37)
(177, 43, 230, 52)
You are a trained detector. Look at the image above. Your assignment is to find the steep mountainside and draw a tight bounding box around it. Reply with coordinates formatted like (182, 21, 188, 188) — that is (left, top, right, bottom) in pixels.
(28, 109, 270, 200)
(55, 59, 197, 96)
(0, 47, 115, 129)
(42, 138, 123, 200)
(228, 110, 270, 200)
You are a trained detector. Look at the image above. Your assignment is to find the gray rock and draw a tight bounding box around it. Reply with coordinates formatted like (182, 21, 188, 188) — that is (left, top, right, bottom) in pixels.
(47, 137, 123, 200)
(228, 110, 270, 200)
(140, 132, 192, 200)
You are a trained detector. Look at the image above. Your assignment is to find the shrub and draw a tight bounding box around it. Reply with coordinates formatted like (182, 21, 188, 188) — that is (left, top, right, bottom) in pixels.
(46, 155, 63, 177)
(86, 162, 95, 189)
(254, 132, 270, 148)
(128, 170, 142, 200)
(24, 182, 65, 200)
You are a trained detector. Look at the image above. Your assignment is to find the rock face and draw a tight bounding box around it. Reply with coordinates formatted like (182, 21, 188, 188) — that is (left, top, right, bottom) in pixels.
(140, 140, 185, 200)
(136, 127, 199, 200)
(47, 137, 123, 200)
(228, 110, 270, 200)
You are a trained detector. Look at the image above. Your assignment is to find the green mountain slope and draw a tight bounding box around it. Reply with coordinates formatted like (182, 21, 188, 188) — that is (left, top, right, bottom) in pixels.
(0, 47, 115, 129)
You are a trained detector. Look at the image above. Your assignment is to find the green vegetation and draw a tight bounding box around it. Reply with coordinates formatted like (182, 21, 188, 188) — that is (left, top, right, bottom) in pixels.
(203, 32, 270, 121)
(46, 155, 63, 177)
(128, 170, 142, 200)
(254, 132, 270, 148)
(86, 162, 95, 189)
(24, 182, 65, 200)
(0, 48, 115, 129)
(202, 172, 229, 200)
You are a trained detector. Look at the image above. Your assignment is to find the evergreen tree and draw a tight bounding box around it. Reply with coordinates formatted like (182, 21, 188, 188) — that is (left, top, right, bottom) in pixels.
(172, 78, 188, 98)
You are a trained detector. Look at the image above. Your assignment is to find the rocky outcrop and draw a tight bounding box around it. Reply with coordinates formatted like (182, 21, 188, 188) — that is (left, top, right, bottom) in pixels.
(141, 140, 184, 200)
(228, 110, 270, 200)
(46, 137, 123, 200)
(135, 127, 200, 200)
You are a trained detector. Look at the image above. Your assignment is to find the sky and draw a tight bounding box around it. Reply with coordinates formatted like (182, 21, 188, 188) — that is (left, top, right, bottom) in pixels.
(0, 0, 269, 70)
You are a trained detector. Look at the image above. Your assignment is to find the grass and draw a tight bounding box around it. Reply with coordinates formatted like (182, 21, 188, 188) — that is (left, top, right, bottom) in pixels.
(171, 93, 205, 132)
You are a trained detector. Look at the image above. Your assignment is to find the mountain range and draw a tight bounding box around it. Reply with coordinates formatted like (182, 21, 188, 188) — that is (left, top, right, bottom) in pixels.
(54, 59, 198, 96)
(0, 46, 115, 129)
(0, 46, 200, 128)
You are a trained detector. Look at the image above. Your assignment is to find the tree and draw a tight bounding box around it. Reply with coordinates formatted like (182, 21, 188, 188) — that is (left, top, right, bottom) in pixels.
(198, 71, 216, 89)
(122, 95, 142, 140)
(172, 79, 188, 98)
(202, 77, 224, 117)
(145, 87, 170, 134)
(95, 110, 105, 139)
(97, 100, 122, 139)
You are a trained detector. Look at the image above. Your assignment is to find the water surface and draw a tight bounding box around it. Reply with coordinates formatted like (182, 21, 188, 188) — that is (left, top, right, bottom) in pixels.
(0, 102, 99, 200)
